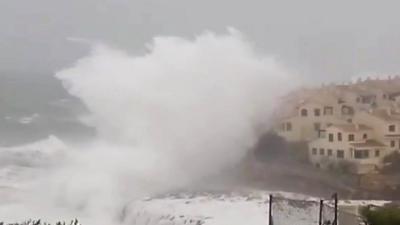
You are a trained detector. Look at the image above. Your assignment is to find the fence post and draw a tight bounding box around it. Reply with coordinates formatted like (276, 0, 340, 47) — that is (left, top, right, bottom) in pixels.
(319, 199, 324, 225)
(268, 194, 273, 225)
(333, 193, 338, 225)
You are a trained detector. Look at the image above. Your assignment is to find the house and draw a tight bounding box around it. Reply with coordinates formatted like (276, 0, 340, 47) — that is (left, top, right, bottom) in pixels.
(354, 108, 400, 152)
(275, 76, 400, 174)
(275, 98, 345, 142)
(308, 123, 386, 174)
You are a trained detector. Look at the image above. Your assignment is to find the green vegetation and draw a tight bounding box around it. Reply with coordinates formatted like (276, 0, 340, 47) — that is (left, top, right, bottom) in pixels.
(252, 131, 310, 163)
(287, 141, 309, 163)
(329, 161, 356, 175)
(360, 205, 400, 225)
(253, 131, 289, 162)
(381, 151, 400, 174)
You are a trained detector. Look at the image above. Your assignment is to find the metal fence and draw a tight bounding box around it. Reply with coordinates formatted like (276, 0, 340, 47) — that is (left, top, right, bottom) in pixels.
(0, 219, 80, 225)
(269, 193, 364, 225)
(1, 194, 367, 225)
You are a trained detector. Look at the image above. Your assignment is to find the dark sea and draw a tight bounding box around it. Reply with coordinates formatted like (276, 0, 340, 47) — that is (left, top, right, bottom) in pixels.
(0, 72, 95, 146)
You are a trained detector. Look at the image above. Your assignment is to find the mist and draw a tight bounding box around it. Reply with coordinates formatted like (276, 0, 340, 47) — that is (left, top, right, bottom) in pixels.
(0, 29, 298, 224)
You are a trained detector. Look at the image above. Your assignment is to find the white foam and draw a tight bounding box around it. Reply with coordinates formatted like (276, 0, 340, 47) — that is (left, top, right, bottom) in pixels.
(0, 29, 299, 224)
(18, 113, 40, 124)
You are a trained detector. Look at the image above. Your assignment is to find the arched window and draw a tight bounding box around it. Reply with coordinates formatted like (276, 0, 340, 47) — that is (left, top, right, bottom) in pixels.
(342, 105, 354, 115)
(301, 109, 308, 117)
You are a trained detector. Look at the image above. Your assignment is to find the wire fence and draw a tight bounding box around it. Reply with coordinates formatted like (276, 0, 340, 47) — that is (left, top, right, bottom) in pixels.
(269, 193, 365, 225)
(1, 194, 369, 225)
(0, 219, 80, 225)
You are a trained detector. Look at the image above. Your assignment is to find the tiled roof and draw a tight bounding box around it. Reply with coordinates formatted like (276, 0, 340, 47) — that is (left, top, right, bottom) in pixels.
(297, 95, 339, 107)
(384, 134, 400, 138)
(350, 88, 375, 96)
(361, 79, 400, 93)
(389, 91, 400, 98)
(350, 139, 386, 148)
(370, 109, 400, 122)
(329, 123, 372, 132)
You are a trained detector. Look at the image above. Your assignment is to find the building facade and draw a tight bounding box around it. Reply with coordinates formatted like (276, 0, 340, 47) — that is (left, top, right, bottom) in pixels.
(308, 123, 386, 174)
(274, 76, 400, 174)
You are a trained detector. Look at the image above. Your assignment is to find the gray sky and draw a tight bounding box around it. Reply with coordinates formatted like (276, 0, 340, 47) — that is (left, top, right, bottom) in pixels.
(1, 0, 400, 82)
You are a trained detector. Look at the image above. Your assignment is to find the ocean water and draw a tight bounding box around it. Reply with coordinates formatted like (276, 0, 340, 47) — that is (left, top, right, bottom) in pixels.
(0, 30, 297, 224)
(0, 72, 94, 146)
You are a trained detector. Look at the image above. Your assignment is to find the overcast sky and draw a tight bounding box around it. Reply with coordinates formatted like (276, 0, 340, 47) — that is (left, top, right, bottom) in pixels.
(1, 0, 400, 82)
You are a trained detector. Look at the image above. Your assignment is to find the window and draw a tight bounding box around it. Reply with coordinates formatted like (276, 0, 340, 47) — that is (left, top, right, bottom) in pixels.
(389, 125, 396, 132)
(365, 150, 370, 158)
(319, 130, 326, 138)
(286, 122, 292, 131)
(338, 132, 342, 141)
(328, 149, 333, 156)
(314, 108, 321, 116)
(362, 96, 374, 104)
(342, 106, 354, 115)
(391, 140, 396, 148)
(312, 148, 317, 155)
(314, 123, 321, 131)
(375, 150, 380, 157)
(383, 94, 387, 99)
(354, 150, 362, 159)
(301, 109, 308, 117)
(348, 134, 354, 141)
(354, 150, 369, 159)
(356, 97, 360, 103)
(363, 133, 368, 139)
(337, 150, 344, 159)
(329, 133, 334, 142)
(319, 148, 325, 155)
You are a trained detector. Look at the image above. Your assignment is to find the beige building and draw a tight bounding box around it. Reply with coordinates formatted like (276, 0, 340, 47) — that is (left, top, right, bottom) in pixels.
(275, 76, 400, 174)
(275, 76, 400, 141)
(308, 123, 386, 174)
(354, 108, 400, 151)
(276, 96, 347, 142)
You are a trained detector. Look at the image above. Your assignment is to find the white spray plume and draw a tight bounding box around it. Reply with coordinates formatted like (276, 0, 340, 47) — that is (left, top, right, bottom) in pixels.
(0, 29, 299, 224)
